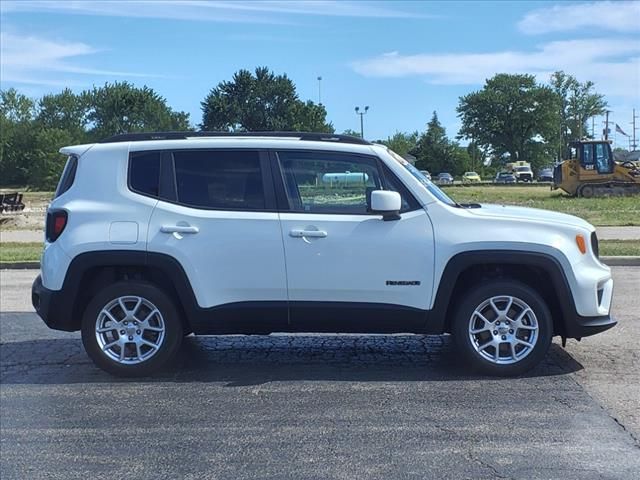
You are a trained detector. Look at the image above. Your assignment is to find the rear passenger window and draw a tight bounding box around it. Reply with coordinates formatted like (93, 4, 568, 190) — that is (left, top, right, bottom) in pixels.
(173, 150, 265, 210)
(130, 152, 161, 197)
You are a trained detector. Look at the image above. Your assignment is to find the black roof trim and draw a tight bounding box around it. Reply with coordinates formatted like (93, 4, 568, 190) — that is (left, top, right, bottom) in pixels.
(100, 131, 371, 145)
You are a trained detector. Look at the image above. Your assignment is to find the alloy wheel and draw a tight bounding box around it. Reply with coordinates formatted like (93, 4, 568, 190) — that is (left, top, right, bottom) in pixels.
(467, 295, 539, 365)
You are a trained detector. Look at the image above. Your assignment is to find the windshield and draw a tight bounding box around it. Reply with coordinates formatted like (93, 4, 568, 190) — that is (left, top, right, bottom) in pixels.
(386, 148, 457, 207)
(516, 166, 531, 172)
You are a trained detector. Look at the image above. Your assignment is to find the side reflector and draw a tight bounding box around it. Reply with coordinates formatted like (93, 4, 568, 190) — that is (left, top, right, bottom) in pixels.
(575, 234, 587, 254)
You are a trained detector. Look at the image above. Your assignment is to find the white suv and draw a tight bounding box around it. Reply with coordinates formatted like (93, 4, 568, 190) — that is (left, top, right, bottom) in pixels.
(32, 132, 615, 377)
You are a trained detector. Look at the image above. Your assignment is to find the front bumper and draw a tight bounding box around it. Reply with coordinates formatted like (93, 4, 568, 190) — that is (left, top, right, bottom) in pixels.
(32, 274, 77, 331)
(564, 313, 617, 339)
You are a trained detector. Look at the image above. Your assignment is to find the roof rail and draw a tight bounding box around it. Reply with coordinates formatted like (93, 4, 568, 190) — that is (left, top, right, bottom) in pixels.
(99, 131, 371, 145)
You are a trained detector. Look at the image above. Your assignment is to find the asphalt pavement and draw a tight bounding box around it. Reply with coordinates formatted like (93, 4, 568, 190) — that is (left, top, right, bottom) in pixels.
(1, 268, 639, 479)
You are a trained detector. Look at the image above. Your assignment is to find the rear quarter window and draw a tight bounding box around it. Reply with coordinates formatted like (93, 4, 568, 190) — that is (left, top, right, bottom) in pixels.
(54, 155, 78, 198)
(129, 151, 161, 197)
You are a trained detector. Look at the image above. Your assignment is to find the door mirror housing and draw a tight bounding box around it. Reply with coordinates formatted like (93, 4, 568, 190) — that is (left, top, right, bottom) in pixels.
(370, 190, 401, 221)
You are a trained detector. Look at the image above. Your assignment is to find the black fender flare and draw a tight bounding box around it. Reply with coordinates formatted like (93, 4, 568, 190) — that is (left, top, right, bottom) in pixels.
(426, 250, 577, 335)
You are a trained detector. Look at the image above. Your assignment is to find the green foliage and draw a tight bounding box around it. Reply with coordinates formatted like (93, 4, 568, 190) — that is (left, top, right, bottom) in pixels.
(201, 67, 333, 133)
(86, 82, 190, 140)
(1, 83, 190, 189)
(457, 74, 560, 170)
(1, 89, 36, 186)
(341, 129, 362, 138)
(378, 131, 419, 157)
(549, 71, 607, 159)
(412, 112, 470, 176)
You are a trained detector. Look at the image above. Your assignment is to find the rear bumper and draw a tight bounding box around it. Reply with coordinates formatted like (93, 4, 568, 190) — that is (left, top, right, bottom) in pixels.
(32, 274, 77, 331)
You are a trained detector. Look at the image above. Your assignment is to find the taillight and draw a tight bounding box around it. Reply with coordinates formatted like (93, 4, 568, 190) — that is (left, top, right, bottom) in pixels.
(46, 210, 68, 242)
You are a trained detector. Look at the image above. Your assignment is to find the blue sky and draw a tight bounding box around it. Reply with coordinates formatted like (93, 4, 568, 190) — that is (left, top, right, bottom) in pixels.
(1, 1, 639, 146)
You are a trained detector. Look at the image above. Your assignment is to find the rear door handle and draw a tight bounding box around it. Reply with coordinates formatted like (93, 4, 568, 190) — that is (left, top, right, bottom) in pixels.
(290, 229, 327, 238)
(161, 225, 199, 234)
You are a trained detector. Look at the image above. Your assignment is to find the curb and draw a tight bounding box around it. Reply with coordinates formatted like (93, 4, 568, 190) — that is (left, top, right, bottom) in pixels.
(0, 261, 40, 270)
(599, 256, 640, 266)
(2, 257, 639, 270)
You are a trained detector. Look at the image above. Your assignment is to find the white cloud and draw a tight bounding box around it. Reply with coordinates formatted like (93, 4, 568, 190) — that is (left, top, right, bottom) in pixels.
(0, 0, 427, 23)
(0, 32, 163, 86)
(351, 38, 640, 99)
(518, 1, 640, 35)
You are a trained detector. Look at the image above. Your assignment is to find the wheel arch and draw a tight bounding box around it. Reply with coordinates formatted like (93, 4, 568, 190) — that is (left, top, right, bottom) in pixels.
(429, 250, 576, 337)
(59, 251, 198, 332)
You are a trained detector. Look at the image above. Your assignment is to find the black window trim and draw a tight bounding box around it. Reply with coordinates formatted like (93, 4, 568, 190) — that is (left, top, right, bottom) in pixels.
(147, 148, 277, 212)
(270, 149, 420, 215)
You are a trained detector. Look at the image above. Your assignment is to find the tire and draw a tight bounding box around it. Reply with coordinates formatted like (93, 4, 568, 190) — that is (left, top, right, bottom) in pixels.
(81, 281, 183, 377)
(452, 280, 552, 376)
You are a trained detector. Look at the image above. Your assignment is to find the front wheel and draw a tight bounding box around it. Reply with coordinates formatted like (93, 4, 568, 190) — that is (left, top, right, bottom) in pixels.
(452, 280, 552, 376)
(81, 281, 183, 377)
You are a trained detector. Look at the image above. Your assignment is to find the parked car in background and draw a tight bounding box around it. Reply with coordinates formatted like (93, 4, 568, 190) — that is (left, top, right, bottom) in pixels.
(537, 168, 554, 182)
(436, 172, 454, 185)
(420, 170, 432, 181)
(494, 171, 517, 184)
(513, 166, 533, 182)
(462, 171, 481, 183)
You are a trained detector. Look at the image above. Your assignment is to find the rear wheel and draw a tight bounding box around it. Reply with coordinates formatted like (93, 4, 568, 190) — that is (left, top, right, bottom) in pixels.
(81, 281, 183, 377)
(453, 280, 552, 376)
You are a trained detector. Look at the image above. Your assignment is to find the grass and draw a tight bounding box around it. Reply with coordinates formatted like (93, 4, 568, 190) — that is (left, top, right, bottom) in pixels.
(0, 242, 42, 263)
(444, 186, 640, 226)
(598, 240, 640, 257)
(0, 238, 637, 264)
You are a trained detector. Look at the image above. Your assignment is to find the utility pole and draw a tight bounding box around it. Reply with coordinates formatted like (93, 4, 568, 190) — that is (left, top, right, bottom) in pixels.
(355, 105, 369, 139)
(604, 110, 610, 141)
(631, 108, 638, 151)
(317, 76, 322, 105)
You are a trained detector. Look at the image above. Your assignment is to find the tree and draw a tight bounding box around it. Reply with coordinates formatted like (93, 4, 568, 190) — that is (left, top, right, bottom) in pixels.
(412, 112, 470, 175)
(457, 74, 560, 169)
(85, 82, 190, 140)
(201, 67, 333, 132)
(341, 129, 362, 137)
(379, 131, 419, 157)
(550, 71, 607, 159)
(36, 88, 89, 140)
(1, 89, 36, 186)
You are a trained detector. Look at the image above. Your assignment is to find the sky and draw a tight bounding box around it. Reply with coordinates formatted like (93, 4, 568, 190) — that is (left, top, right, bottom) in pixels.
(1, 0, 639, 147)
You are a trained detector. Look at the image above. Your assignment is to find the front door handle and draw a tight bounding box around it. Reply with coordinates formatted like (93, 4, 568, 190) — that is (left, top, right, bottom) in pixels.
(290, 229, 327, 238)
(161, 225, 199, 234)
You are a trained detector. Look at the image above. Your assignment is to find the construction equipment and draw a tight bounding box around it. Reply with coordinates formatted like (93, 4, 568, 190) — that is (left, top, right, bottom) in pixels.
(552, 140, 640, 197)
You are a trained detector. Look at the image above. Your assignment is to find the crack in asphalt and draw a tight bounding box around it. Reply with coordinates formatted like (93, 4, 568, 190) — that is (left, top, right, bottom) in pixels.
(550, 352, 640, 450)
(466, 450, 514, 480)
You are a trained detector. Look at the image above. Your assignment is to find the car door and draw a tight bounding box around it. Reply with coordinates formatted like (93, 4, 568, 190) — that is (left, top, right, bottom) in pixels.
(274, 149, 435, 333)
(146, 148, 288, 331)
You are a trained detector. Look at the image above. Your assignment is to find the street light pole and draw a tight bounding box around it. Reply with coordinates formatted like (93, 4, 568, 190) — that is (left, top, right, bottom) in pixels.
(317, 76, 322, 105)
(355, 105, 369, 139)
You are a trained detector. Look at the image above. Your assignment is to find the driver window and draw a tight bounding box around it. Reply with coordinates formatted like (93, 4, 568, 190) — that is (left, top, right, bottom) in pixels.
(277, 151, 382, 214)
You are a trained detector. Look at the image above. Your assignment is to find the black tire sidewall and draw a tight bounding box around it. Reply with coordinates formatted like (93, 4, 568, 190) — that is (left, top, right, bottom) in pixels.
(453, 280, 553, 376)
(81, 281, 183, 377)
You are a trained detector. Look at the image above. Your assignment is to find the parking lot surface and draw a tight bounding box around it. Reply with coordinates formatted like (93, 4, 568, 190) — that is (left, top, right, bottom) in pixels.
(1, 268, 639, 479)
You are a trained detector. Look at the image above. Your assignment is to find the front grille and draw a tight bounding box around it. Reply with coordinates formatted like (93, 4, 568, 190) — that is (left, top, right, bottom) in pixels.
(591, 232, 599, 259)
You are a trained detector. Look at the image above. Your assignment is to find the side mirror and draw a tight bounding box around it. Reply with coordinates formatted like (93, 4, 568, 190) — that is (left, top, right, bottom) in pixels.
(370, 190, 401, 221)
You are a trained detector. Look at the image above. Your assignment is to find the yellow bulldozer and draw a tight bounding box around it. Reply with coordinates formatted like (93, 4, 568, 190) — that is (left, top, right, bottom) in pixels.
(552, 140, 640, 197)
